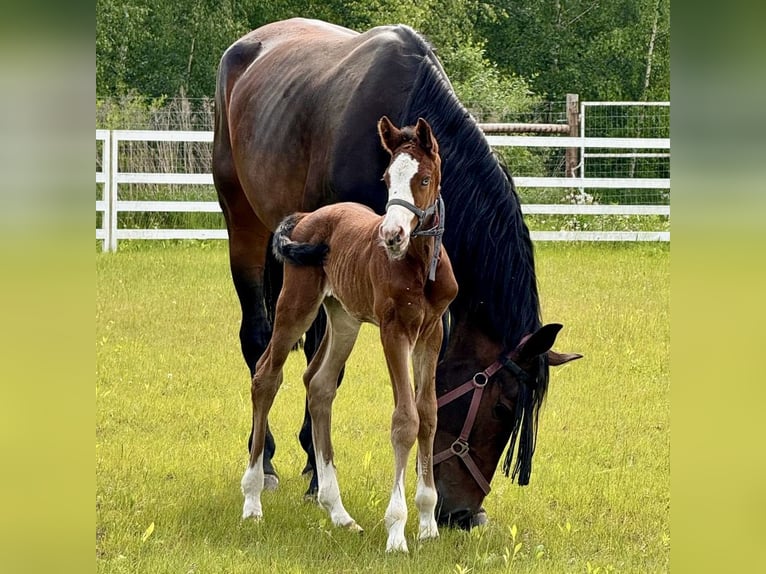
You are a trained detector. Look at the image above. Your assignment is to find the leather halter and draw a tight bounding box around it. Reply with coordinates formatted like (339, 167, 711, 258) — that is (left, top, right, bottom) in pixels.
(384, 195, 445, 281)
(432, 349, 533, 495)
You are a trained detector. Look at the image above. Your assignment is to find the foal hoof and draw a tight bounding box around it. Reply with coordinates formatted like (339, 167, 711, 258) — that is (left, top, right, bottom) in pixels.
(263, 473, 279, 491)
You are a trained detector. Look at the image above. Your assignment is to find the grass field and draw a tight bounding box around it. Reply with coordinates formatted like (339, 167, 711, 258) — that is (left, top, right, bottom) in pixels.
(96, 241, 669, 573)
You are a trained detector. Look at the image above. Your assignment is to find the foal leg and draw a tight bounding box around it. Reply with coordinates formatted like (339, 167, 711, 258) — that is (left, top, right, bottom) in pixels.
(380, 322, 419, 553)
(241, 268, 325, 521)
(218, 204, 279, 489)
(411, 318, 443, 541)
(305, 298, 362, 531)
(298, 311, 346, 499)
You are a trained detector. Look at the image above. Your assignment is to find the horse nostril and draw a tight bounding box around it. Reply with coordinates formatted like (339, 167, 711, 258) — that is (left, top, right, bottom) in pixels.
(393, 233, 402, 245)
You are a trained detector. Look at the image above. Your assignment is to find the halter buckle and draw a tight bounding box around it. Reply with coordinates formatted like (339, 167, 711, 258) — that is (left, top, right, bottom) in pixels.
(450, 439, 470, 456)
(472, 372, 488, 387)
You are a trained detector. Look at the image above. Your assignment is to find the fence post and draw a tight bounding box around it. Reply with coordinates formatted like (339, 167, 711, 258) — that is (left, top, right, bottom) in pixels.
(108, 131, 119, 252)
(102, 130, 112, 252)
(565, 93, 580, 177)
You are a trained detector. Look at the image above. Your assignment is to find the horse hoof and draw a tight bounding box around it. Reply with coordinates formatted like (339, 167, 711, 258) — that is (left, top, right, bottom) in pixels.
(303, 492, 318, 503)
(345, 521, 364, 534)
(263, 474, 279, 491)
(418, 522, 439, 540)
(242, 508, 263, 522)
(385, 540, 409, 553)
(470, 508, 489, 528)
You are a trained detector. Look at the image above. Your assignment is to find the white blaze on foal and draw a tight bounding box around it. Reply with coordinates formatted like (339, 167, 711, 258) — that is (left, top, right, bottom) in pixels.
(380, 153, 419, 258)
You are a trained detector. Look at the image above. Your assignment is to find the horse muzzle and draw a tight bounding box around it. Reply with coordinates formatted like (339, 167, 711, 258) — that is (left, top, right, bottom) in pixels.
(378, 221, 410, 259)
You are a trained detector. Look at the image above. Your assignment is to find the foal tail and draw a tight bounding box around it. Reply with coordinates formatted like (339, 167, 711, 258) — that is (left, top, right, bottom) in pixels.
(272, 213, 330, 266)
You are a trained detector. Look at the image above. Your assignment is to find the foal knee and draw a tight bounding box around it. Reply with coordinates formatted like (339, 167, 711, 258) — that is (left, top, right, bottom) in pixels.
(391, 406, 419, 449)
(251, 371, 281, 402)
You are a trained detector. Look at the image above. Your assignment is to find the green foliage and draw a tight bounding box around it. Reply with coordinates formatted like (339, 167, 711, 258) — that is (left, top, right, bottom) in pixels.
(478, 0, 670, 101)
(96, 0, 669, 104)
(96, 91, 167, 130)
(443, 40, 537, 121)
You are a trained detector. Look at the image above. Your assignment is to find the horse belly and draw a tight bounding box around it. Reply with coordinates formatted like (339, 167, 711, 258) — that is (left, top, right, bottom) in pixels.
(324, 253, 379, 325)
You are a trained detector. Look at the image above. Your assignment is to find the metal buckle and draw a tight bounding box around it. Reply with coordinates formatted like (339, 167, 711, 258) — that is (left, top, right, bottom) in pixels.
(450, 439, 470, 456)
(472, 372, 488, 388)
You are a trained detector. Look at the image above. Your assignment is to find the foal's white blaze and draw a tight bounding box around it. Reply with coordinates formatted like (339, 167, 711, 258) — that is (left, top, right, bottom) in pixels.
(380, 153, 419, 257)
(385, 471, 409, 552)
(315, 453, 359, 530)
(241, 454, 264, 520)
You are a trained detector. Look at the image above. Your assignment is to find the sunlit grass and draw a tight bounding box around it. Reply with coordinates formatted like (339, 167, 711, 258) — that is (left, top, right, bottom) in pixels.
(96, 241, 668, 573)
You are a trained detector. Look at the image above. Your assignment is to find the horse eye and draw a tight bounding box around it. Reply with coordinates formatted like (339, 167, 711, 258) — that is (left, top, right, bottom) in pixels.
(421, 176, 431, 186)
(493, 403, 512, 420)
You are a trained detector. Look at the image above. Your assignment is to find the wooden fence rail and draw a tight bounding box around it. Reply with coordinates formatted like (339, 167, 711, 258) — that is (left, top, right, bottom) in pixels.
(96, 111, 670, 251)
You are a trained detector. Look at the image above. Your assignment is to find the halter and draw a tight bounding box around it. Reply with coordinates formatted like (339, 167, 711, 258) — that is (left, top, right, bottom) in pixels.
(432, 347, 534, 495)
(384, 194, 445, 281)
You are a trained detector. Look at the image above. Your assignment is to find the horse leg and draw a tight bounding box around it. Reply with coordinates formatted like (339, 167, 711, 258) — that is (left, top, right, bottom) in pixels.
(215, 176, 280, 489)
(241, 266, 325, 520)
(380, 321, 419, 553)
(298, 310, 345, 497)
(305, 298, 362, 530)
(411, 317, 443, 541)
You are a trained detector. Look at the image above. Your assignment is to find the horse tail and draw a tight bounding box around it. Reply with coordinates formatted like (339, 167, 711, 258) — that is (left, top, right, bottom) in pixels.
(272, 213, 330, 266)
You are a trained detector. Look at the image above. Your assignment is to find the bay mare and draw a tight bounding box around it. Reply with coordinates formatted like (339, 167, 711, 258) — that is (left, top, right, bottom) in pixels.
(213, 17, 581, 529)
(243, 117, 456, 552)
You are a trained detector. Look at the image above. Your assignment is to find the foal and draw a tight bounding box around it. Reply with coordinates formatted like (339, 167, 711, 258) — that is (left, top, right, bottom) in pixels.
(240, 116, 458, 552)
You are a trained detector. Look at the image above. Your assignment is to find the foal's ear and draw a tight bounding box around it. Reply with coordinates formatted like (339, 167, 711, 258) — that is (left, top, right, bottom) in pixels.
(378, 115, 400, 155)
(415, 117, 439, 156)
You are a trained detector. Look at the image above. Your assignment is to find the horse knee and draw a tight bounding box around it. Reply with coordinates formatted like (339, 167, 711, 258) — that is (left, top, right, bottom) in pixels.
(416, 400, 437, 436)
(251, 371, 281, 403)
(391, 406, 419, 449)
(307, 383, 336, 418)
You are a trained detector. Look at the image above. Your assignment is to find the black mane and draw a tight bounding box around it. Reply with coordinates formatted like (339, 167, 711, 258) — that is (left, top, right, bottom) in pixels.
(401, 51, 542, 351)
(400, 42, 549, 485)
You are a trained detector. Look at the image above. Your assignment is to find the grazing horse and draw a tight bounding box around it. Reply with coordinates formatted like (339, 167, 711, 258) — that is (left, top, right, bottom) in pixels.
(213, 17, 581, 530)
(241, 117, 457, 553)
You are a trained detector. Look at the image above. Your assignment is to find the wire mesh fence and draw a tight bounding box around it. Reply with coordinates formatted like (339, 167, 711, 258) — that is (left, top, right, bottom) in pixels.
(579, 102, 670, 205)
(96, 96, 669, 242)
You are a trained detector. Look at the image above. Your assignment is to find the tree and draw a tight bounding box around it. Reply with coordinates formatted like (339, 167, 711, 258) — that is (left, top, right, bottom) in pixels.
(477, 0, 669, 101)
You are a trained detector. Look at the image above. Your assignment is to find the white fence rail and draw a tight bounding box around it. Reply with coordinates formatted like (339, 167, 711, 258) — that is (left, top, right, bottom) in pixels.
(96, 118, 669, 251)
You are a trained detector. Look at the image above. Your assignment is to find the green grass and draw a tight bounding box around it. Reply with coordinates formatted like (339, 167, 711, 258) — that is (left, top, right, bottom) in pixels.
(96, 241, 669, 573)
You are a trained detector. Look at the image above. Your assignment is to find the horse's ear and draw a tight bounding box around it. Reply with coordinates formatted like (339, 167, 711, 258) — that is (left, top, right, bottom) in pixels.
(378, 115, 399, 155)
(415, 117, 438, 156)
(548, 349, 583, 366)
(516, 323, 583, 365)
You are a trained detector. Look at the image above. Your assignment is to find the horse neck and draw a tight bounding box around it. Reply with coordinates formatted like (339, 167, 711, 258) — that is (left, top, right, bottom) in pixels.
(407, 233, 435, 274)
(403, 56, 542, 351)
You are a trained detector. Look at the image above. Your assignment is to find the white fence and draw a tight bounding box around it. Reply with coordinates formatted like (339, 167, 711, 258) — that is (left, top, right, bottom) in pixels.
(96, 103, 669, 251)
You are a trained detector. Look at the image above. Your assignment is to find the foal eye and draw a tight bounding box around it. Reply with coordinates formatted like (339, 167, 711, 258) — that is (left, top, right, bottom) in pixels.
(421, 176, 431, 186)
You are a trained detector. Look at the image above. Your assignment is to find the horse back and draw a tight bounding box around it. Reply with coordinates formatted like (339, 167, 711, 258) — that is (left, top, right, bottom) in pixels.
(215, 19, 437, 230)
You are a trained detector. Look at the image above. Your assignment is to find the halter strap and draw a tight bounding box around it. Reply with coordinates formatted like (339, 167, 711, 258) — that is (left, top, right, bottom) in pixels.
(384, 195, 445, 281)
(432, 349, 532, 496)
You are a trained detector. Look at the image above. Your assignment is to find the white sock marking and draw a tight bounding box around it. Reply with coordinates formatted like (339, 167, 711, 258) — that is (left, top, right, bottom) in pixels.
(241, 454, 264, 520)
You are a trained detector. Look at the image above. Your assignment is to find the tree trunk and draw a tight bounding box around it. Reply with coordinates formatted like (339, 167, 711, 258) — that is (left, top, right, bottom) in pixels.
(630, 0, 661, 178)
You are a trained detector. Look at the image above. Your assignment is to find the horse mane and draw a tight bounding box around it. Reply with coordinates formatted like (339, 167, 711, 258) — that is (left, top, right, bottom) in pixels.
(400, 44, 541, 351)
(399, 36, 549, 485)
